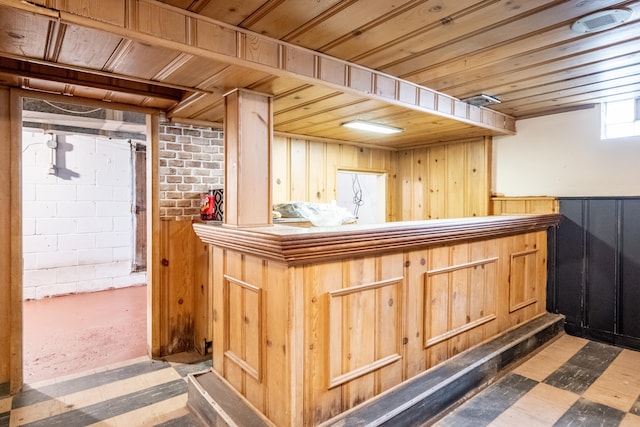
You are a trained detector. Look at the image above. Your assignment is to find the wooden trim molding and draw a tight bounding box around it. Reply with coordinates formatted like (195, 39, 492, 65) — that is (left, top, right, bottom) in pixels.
(327, 277, 404, 389)
(509, 249, 539, 313)
(223, 274, 264, 382)
(193, 214, 561, 265)
(1, 0, 516, 136)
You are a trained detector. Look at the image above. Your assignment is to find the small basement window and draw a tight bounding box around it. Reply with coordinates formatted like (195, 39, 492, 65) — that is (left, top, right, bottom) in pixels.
(601, 97, 640, 140)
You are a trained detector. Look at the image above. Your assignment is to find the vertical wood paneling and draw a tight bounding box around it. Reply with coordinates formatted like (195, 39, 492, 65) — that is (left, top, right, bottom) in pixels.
(223, 251, 244, 392)
(224, 89, 272, 226)
(413, 148, 428, 220)
(403, 250, 427, 378)
(449, 243, 470, 356)
(265, 261, 293, 426)
(307, 141, 325, 202)
(491, 196, 559, 215)
(159, 219, 213, 356)
(207, 227, 549, 426)
(586, 200, 617, 333)
(242, 255, 265, 411)
(271, 136, 490, 222)
(0, 87, 10, 391)
(552, 197, 640, 350)
(271, 136, 396, 210)
(621, 200, 640, 339)
(446, 143, 466, 218)
(425, 246, 449, 367)
(325, 143, 340, 202)
(398, 150, 414, 220)
(0, 87, 21, 394)
(304, 261, 344, 426)
(428, 146, 446, 219)
(148, 113, 161, 359)
(466, 138, 489, 217)
(272, 137, 289, 203)
(193, 241, 210, 355)
(391, 138, 491, 220)
(289, 139, 308, 201)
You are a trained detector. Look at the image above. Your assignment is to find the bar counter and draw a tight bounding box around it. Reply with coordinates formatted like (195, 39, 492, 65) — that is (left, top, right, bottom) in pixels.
(193, 214, 561, 426)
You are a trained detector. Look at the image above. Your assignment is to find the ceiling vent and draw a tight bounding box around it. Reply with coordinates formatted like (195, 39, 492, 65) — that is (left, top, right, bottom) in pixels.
(571, 9, 632, 34)
(461, 94, 501, 107)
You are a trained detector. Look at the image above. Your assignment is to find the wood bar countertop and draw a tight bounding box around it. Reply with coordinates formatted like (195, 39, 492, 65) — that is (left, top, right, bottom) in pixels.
(193, 214, 561, 265)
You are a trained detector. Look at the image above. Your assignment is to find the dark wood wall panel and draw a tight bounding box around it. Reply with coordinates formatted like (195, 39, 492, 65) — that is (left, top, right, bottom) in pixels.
(585, 200, 617, 334)
(621, 200, 640, 339)
(551, 197, 640, 350)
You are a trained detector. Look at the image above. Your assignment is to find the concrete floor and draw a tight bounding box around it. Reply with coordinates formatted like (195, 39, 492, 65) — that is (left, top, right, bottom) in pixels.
(22, 286, 148, 384)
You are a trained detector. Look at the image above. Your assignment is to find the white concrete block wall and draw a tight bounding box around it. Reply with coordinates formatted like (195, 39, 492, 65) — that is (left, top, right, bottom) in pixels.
(22, 131, 146, 299)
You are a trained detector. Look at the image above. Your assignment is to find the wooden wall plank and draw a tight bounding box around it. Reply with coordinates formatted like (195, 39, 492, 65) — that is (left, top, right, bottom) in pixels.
(147, 113, 162, 358)
(428, 145, 446, 220)
(491, 196, 559, 215)
(264, 261, 291, 425)
(307, 141, 325, 202)
(272, 137, 490, 222)
(304, 262, 344, 426)
(289, 139, 307, 201)
(404, 250, 427, 378)
(0, 88, 10, 392)
(397, 150, 414, 220)
(223, 250, 244, 393)
(159, 219, 197, 355)
(242, 255, 265, 411)
(0, 87, 21, 394)
(466, 138, 489, 217)
(272, 136, 290, 204)
(446, 143, 466, 218)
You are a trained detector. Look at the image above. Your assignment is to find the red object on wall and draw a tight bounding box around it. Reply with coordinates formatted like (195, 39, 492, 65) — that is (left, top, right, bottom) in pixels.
(200, 190, 214, 220)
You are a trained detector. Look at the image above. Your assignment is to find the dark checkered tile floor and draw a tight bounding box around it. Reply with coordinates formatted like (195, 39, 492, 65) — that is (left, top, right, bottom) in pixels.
(434, 334, 640, 426)
(2, 334, 639, 426)
(0, 356, 211, 427)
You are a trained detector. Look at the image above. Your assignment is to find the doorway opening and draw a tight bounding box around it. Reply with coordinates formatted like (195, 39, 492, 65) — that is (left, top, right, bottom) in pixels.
(21, 97, 149, 383)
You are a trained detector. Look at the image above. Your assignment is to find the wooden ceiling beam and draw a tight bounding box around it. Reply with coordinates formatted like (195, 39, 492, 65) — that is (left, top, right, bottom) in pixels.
(0, 0, 515, 135)
(0, 56, 185, 102)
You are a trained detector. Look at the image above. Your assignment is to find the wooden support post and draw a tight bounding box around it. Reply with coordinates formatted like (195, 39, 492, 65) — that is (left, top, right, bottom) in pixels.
(0, 88, 23, 395)
(224, 89, 273, 227)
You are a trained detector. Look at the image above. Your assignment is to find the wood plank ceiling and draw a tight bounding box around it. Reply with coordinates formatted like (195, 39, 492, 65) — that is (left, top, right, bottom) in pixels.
(0, 0, 639, 148)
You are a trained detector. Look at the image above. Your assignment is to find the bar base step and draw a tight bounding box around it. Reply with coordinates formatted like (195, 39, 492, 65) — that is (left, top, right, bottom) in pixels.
(187, 312, 564, 427)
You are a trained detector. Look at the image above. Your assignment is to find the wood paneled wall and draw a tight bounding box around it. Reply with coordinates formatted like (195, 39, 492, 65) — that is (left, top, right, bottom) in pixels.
(158, 219, 211, 356)
(491, 196, 559, 215)
(272, 135, 491, 222)
(396, 137, 491, 220)
(272, 135, 397, 218)
(551, 197, 640, 350)
(208, 229, 548, 426)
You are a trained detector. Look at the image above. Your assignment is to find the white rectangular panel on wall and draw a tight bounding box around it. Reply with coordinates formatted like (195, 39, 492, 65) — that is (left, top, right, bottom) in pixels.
(337, 170, 386, 224)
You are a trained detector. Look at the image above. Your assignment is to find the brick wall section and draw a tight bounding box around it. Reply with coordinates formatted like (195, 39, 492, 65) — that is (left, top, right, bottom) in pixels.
(159, 123, 224, 220)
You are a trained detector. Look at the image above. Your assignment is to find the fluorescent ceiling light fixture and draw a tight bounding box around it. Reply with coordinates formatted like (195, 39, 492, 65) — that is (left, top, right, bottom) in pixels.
(341, 120, 404, 134)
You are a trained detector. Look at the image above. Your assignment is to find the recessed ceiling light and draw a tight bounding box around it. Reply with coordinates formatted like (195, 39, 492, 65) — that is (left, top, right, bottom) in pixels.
(341, 120, 404, 134)
(571, 9, 632, 34)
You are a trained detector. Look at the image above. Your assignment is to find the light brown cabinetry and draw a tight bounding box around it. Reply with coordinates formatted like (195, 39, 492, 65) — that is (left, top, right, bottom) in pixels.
(194, 214, 559, 426)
